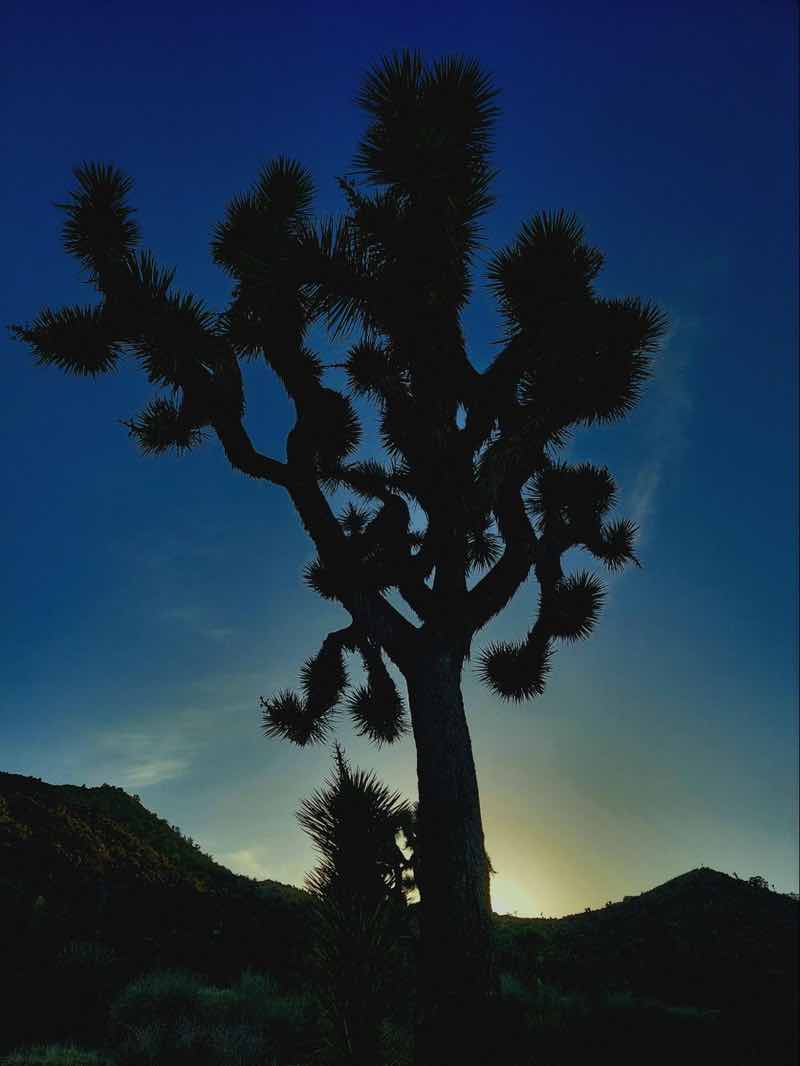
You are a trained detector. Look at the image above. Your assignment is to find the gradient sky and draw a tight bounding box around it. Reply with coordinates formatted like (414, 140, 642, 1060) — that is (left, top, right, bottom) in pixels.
(2, 1, 797, 917)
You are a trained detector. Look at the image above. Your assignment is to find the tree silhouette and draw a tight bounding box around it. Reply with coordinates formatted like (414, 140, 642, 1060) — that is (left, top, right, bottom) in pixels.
(11, 50, 666, 1064)
(298, 745, 412, 1064)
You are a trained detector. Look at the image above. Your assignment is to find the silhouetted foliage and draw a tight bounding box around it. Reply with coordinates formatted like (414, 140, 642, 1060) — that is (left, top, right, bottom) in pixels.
(298, 747, 414, 1064)
(108, 969, 313, 1065)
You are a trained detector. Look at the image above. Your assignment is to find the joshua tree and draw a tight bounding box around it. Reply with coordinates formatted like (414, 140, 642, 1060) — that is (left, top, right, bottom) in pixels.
(298, 745, 413, 1064)
(12, 51, 666, 1064)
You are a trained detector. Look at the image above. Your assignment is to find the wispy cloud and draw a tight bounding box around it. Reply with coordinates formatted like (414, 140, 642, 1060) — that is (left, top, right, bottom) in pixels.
(628, 461, 663, 538)
(626, 319, 693, 548)
(123, 757, 190, 787)
(220, 846, 273, 881)
(86, 730, 194, 789)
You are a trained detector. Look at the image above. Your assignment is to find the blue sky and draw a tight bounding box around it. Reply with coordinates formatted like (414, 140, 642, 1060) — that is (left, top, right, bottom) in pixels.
(1, 1, 797, 916)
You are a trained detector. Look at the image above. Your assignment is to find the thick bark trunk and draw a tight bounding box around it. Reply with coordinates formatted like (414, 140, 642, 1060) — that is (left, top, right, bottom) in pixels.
(407, 646, 497, 1066)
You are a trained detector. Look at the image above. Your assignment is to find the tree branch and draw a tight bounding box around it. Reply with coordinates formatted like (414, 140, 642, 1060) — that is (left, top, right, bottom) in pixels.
(466, 483, 537, 633)
(211, 411, 291, 486)
(287, 469, 419, 670)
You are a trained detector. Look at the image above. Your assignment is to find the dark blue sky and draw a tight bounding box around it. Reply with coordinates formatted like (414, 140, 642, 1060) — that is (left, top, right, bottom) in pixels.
(2, 1, 797, 915)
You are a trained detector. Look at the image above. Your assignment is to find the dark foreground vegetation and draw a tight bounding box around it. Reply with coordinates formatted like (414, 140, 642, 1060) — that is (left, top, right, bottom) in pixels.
(1, 771, 797, 1065)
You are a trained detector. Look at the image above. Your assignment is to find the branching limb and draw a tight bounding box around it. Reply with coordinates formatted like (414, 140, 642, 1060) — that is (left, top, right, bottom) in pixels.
(211, 410, 292, 486)
(261, 624, 359, 745)
(466, 482, 538, 633)
(477, 529, 606, 701)
(347, 640, 409, 744)
(286, 470, 419, 669)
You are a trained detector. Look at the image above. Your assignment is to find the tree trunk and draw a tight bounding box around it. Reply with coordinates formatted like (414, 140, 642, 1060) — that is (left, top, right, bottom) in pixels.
(407, 645, 497, 1066)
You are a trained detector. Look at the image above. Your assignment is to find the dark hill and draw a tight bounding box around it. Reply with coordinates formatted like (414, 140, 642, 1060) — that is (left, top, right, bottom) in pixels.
(495, 866, 798, 1012)
(1, 771, 796, 1060)
(0, 771, 312, 1052)
(0, 770, 304, 902)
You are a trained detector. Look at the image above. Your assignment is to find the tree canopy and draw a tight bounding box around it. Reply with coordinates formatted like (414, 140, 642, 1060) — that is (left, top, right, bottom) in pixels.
(12, 52, 666, 748)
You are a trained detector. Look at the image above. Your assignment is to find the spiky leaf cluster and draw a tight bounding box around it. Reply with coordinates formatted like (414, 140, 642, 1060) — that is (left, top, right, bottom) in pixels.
(308, 52, 500, 341)
(527, 462, 617, 534)
(347, 646, 407, 745)
(489, 210, 603, 334)
(211, 157, 314, 281)
(345, 340, 397, 398)
(478, 631, 553, 702)
(130, 290, 226, 387)
(57, 162, 140, 279)
(303, 557, 340, 601)
(526, 463, 641, 572)
(260, 635, 351, 747)
(303, 388, 361, 464)
(121, 249, 176, 304)
(10, 305, 120, 376)
(540, 572, 605, 642)
(591, 517, 640, 571)
(355, 53, 497, 230)
(212, 159, 319, 367)
(320, 458, 405, 501)
(301, 640, 349, 717)
(466, 520, 501, 573)
(124, 395, 205, 455)
(514, 295, 666, 432)
(260, 690, 331, 746)
(298, 744, 412, 905)
(339, 502, 371, 536)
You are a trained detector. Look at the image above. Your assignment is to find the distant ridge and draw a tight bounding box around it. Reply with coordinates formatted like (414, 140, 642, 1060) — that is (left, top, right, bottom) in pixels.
(495, 864, 798, 1013)
(0, 770, 304, 902)
(1, 769, 795, 917)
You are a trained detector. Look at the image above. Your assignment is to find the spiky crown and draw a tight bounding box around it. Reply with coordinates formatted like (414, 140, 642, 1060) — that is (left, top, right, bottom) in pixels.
(11, 51, 666, 741)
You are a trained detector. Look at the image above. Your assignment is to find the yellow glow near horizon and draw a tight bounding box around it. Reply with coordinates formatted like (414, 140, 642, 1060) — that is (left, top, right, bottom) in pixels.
(491, 875, 540, 918)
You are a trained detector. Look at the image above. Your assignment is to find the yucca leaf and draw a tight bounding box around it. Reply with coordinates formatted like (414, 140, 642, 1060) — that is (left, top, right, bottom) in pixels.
(211, 157, 314, 280)
(303, 557, 341, 601)
(488, 210, 604, 334)
(477, 634, 553, 702)
(300, 640, 349, 714)
(592, 517, 640, 571)
(260, 689, 333, 746)
(339, 502, 373, 535)
(346, 647, 408, 745)
(542, 572, 605, 641)
(123, 395, 205, 455)
(10, 304, 120, 376)
(304, 388, 362, 463)
(57, 162, 140, 278)
(526, 462, 618, 534)
(347, 684, 407, 745)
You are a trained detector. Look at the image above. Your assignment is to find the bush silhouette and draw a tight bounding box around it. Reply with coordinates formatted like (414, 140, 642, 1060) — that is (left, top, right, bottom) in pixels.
(109, 968, 311, 1065)
(0, 1048, 114, 1066)
(298, 746, 414, 1065)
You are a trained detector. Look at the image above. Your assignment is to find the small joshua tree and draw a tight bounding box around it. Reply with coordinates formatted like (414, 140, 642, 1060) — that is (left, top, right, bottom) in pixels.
(12, 50, 666, 1064)
(298, 746, 412, 1065)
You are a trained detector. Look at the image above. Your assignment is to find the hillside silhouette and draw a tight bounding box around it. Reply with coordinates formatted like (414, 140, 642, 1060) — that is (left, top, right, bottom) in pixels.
(1, 771, 797, 1062)
(0, 770, 303, 899)
(0, 772, 311, 1054)
(496, 866, 798, 1005)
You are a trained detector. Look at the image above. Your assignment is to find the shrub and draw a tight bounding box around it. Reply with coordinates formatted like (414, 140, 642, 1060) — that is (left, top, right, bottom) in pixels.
(109, 970, 203, 1029)
(109, 969, 312, 1065)
(0, 1046, 114, 1066)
